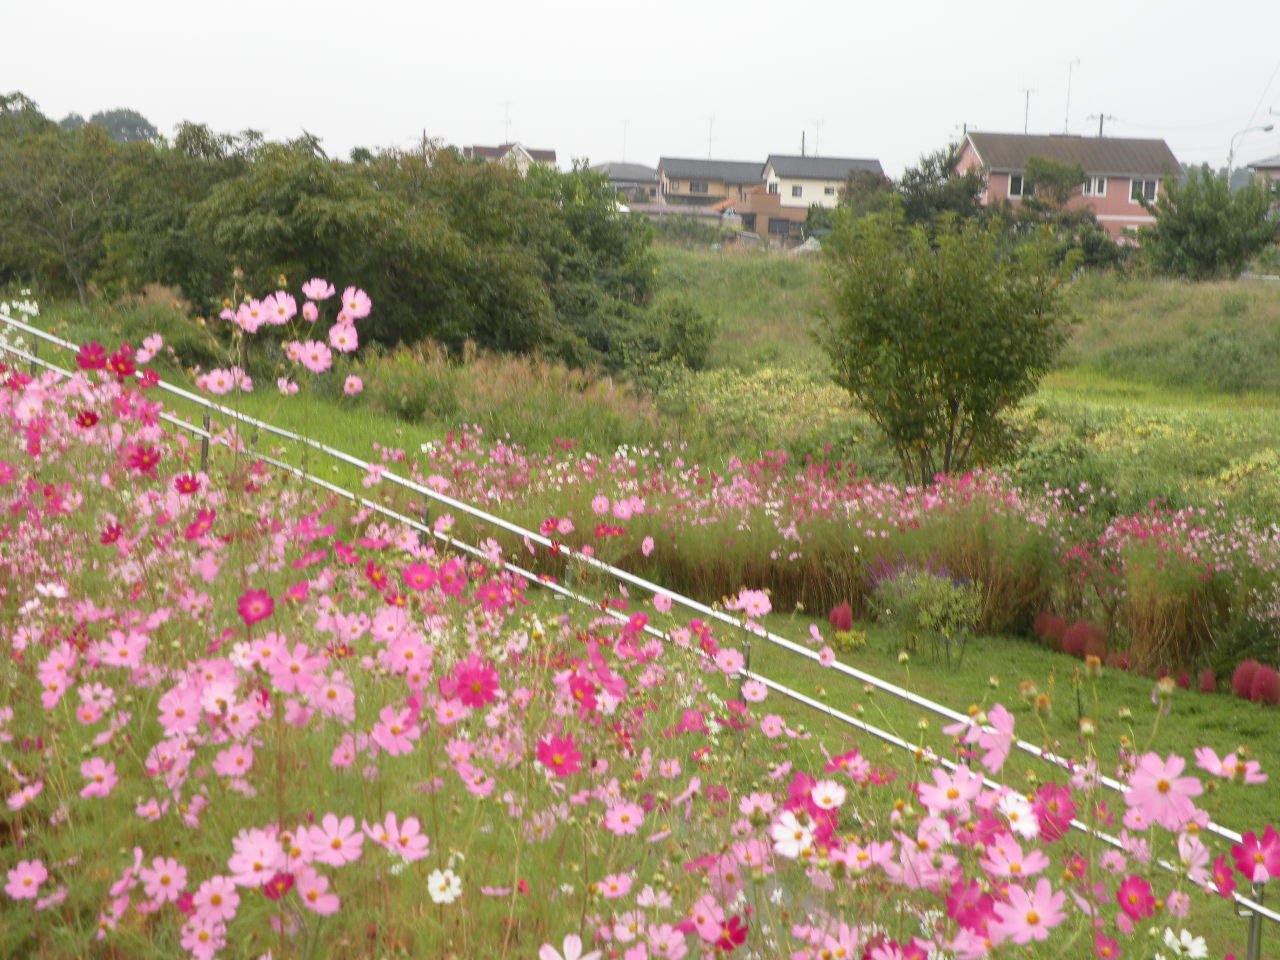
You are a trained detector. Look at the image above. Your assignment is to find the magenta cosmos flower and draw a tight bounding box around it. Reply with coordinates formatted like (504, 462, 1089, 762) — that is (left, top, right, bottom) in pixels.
(536, 735, 582, 777)
(1233, 824, 1280, 883)
(237, 589, 274, 626)
(1125, 752, 1202, 831)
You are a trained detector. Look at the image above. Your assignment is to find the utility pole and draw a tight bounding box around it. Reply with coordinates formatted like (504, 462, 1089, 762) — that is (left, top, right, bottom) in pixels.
(1020, 87, 1035, 134)
(1064, 59, 1080, 133)
(1087, 113, 1116, 137)
(801, 130, 806, 157)
(707, 116, 714, 159)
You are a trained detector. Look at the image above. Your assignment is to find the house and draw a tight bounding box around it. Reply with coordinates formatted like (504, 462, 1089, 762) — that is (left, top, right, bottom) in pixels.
(711, 187, 808, 243)
(462, 142, 557, 175)
(657, 157, 763, 206)
(591, 162, 660, 203)
(1247, 154, 1280, 186)
(762, 155, 885, 209)
(957, 132, 1182, 238)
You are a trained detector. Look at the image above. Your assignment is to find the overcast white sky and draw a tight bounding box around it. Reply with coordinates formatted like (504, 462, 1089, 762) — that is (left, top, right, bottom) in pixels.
(7, 0, 1280, 176)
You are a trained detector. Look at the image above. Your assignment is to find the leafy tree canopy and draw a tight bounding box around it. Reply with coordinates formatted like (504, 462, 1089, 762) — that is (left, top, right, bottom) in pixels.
(88, 108, 159, 144)
(819, 204, 1076, 484)
(897, 142, 986, 225)
(1142, 165, 1278, 281)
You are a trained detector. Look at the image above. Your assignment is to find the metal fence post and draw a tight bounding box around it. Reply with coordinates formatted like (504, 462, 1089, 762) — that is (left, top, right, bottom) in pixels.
(28, 336, 37, 376)
(1241, 882, 1266, 960)
(200, 413, 210, 473)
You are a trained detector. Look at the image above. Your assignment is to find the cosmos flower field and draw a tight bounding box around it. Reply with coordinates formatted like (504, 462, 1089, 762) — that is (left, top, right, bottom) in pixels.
(2, 285, 1278, 959)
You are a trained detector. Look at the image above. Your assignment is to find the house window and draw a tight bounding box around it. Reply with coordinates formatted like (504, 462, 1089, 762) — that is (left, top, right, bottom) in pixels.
(791, 185, 803, 197)
(670, 181, 680, 191)
(767, 182, 779, 195)
(1009, 174, 1024, 198)
(767, 217, 793, 235)
(824, 185, 836, 195)
(1083, 176, 1107, 197)
(1130, 179, 1158, 203)
(690, 182, 709, 194)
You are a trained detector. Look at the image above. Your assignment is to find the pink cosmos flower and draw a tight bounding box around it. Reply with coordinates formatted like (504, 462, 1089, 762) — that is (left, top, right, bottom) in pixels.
(714, 648, 744, 675)
(135, 333, 163, 363)
(654, 593, 672, 613)
(641, 536, 655, 557)
(79, 757, 118, 798)
(180, 915, 226, 958)
(302, 278, 335, 300)
(192, 875, 239, 923)
(598, 873, 633, 899)
(343, 375, 363, 395)
(990, 878, 1065, 944)
(539, 934, 602, 960)
(302, 300, 319, 322)
(328, 322, 358, 353)
(362, 812, 430, 862)
(295, 866, 340, 915)
(227, 828, 285, 886)
(1195, 747, 1267, 784)
(591, 495, 610, 515)
(139, 856, 188, 903)
(818, 646, 836, 667)
(5, 860, 47, 900)
(604, 801, 645, 836)
(1115, 874, 1155, 920)
(277, 377, 299, 395)
(297, 340, 333, 374)
(237, 589, 274, 626)
(307, 814, 364, 867)
(1125, 752, 1202, 831)
(1232, 825, 1280, 883)
(537, 735, 583, 777)
(340, 286, 372, 319)
(741, 679, 767, 702)
(212, 744, 254, 778)
(267, 292, 297, 325)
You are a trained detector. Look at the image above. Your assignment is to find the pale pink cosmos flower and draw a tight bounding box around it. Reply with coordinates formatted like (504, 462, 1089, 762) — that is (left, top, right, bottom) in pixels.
(653, 593, 672, 613)
(192, 875, 239, 923)
(591, 495, 610, 515)
(759, 714, 785, 738)
(604, 801, 645, 836)
(302, 278, 335, 300)
(227, 828, 285, 886)
(343, 375, 363, 396)
(1194, 747, 1267, 784)
(740, 679, 767, 702)
(641, 536, 655, 557)
(295, 866, 340, 915)
(79, 757, 118, 798)
(180, 915, 226, 959)
(598, 872, 633, 899)
(199, 368, 234, 395)
(539, 933, 602, 960)
(978, 703, 1015, 774)
(5, 860, 47, 900)
(990, 878, 1065, 944)
(135, 333, 163, 363)
(139, 856, 188, 903)
(818, 646, 836, 667)
(307, 814, 364, 867)
(328, 322, 358, 353)
(714, 648, 744, 675)
(1125, 752, 1202, 831)
(302, 301, 319, 322)
(268, 291, 297, 324)
(362, 811, 431, 862)
(340, 286, 372, 319)
(979, 832, 1050, 878)
(276, 377, 299, 395)
(297, 340, 333, 374)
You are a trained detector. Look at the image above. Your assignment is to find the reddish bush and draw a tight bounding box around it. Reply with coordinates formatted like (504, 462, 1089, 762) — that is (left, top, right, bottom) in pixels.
(1250, 665, 1280, 706)
(1199, 668, 1216, 694)
(829, 601, 853, 633)
(1177, 671, 1191, 689)
(1104, 651, 1131, 671)
(1232, 660, 1262, 700)
(1033, 612, 1068, 650)
(1062, 620, 1105, 660)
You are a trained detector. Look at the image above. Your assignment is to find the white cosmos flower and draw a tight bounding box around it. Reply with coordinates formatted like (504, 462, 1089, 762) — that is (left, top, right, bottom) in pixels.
(770, 810, 814, 859)
(427, 868, 462, 904)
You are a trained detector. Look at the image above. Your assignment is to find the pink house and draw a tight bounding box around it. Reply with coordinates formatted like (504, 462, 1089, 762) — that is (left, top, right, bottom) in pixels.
(956, 132, 1182, 239)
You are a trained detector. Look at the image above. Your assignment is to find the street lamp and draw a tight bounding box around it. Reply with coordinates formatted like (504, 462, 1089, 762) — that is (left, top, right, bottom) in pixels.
(1227, 123, 1275, 182)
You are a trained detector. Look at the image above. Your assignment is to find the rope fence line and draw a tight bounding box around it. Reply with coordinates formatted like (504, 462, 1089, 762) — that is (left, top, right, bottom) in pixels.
(2, 316, 1275, 947)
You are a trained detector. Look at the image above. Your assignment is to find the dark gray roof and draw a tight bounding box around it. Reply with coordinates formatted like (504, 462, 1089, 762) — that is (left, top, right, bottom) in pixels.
(965, 132, 1181, 178)
(658, 157, 762, 184)
(1248, 154, 1280, 170)
(591, 162, 658, 182)
(764, 155, 884, 180)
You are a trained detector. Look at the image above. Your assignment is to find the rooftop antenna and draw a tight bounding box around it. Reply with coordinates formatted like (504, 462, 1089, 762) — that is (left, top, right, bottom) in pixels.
(1064, 58, 1080, 133)
(1086, 113, 1116, 137)
(1019, 87, 1035, 134)
(815, 118, 824, 156)
(801, 130, 806, 157)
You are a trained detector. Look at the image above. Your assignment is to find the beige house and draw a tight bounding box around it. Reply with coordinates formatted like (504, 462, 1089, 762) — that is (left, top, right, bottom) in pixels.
(1248, 154, 1280, 186)
(657, 157, 762, 206)
(462, 142, 557, 176)
(762, 155, 885, 209)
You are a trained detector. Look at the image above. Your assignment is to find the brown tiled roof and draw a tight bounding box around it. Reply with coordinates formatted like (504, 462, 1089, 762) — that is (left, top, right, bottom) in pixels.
(965, 132, 1181, 178)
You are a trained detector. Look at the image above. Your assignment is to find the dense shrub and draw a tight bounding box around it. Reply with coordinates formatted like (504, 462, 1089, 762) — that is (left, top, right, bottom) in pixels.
(869, 564, 982, 666)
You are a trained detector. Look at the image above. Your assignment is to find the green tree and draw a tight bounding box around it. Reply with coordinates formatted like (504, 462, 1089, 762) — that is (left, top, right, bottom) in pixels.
(1022, 156, 1086, 209)
(819, 206, 1075, 484)
(88, 108, 159, 144)
(1142, 165, 1278, 280)
(897, 142, 986, 225)
(838, 168, 895, 218)
(0, 123, 120, 303)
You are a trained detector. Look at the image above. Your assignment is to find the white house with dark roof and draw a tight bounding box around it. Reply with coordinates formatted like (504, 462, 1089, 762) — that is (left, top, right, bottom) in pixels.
(762, 155, 886, 209)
